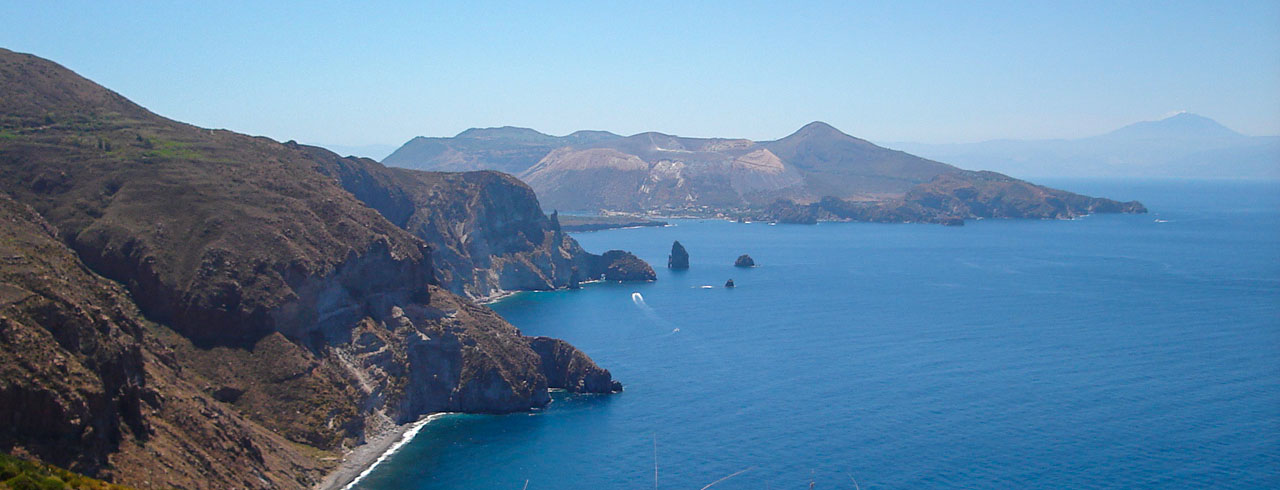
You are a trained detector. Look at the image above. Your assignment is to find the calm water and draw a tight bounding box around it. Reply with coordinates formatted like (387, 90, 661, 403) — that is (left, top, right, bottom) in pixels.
(357, 180, 1280, 489)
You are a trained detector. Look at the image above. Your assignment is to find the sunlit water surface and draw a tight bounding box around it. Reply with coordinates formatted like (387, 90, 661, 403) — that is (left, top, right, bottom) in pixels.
(356, 180, 1280, 489)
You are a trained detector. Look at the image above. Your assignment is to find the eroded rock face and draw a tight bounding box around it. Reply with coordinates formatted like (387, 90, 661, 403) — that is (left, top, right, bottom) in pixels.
(318, 286, 621, 420)
(0, 196, 147, 474)
(668, 240, 690, 269)
(0, 194, 324, 489)
(735, 254, 755, 267)
(309, 151, 656, 300)
(528, 337, 622, 394)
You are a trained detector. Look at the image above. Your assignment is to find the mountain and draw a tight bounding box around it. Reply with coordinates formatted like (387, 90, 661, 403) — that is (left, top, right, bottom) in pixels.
(0, 47, 633, 488)
(889, 113, 1280, 179)
(382, 126, 622, 175)
(762, 121, 958, 198)
(386, 122, 1145, 222)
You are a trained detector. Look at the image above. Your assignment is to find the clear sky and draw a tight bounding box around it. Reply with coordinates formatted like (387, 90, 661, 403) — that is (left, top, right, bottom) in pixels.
(2, 1, 1278, 147)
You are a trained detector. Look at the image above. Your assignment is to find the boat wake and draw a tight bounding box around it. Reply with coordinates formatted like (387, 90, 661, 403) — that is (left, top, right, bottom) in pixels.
(632, 292, 679, 333)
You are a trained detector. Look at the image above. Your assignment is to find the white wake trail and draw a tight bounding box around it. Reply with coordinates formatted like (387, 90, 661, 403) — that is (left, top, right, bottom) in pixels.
(631, 292, 680, 334)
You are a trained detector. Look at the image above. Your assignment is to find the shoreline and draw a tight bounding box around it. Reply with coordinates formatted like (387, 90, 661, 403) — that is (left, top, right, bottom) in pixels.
(480, 278, 606, 305)
(316, 413, 450, 490)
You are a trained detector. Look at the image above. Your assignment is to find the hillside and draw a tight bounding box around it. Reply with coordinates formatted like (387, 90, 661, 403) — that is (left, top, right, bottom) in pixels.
(0, 48, 629, 489)
(307, 147, 651, 298)
(890, 113, 1280, 179)
(386, 122, 1146, 221)
(382, 126, 622, 175)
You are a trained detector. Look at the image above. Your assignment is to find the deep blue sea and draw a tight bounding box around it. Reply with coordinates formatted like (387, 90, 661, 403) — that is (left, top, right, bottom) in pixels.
(356, 180, 1280, 489)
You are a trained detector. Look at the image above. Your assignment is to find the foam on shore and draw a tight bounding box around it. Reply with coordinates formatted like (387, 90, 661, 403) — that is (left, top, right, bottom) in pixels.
(339, 413, 451, 490)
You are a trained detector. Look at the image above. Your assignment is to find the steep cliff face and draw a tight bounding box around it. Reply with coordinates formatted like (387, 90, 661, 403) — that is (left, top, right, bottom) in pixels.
(309, 148, 652, 300)
(0, 194, 148, 474)
(393, 170, 597, 299)
(0, 194, 324, 489)
(529, 337, 623, 393)
(0, 48, 622, 489)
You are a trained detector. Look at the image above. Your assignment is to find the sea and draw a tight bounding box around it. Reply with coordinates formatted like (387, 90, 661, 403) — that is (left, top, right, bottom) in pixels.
(354, 180, 1279, 489)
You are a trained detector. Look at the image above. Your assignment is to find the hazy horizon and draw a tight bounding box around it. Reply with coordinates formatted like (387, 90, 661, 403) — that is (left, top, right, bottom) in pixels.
(3, 1, 1278, 148)
(319, 111, 1271, 148)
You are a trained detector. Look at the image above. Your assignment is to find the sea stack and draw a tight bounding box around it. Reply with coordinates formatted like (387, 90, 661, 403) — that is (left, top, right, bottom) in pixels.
(734, 254, 755, 267)
(725, 279, 735, 288)
(668, 240, 690, 269)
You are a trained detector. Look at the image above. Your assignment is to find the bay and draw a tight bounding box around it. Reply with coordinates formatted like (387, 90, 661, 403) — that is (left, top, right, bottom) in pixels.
(356, 180, 1280, 489)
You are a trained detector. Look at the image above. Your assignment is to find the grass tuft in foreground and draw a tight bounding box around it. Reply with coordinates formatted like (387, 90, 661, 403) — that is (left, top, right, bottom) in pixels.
(0, 454, 133, 490)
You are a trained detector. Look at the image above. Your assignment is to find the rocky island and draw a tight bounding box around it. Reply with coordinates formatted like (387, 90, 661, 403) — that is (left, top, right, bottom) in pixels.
(385, 123, 1147, 224)
(735, 254, 755, 267)
(0, 48, 646, 489)
(669, 241, 690, 269)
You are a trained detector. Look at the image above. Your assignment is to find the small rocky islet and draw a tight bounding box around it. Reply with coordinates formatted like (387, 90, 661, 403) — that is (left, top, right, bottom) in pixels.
(668, 240, 690, 269)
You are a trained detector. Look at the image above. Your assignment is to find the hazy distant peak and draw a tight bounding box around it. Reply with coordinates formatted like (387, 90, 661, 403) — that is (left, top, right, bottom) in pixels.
(564, 130, 624, 145)
(630, 131, 674, 139)
(566, 129, 621, 139)
(1101, 112, 1244, 141)
(779, 121, 857, 142)
(455, 126, 553, 141)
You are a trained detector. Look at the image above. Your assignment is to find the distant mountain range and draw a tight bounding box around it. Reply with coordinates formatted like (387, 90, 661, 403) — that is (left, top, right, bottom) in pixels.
(887, 113, 1280, 179)
(383, 122, 1145, 223)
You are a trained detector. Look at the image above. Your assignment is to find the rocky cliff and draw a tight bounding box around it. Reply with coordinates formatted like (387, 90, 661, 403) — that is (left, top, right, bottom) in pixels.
(306, 148, 654, 300)
(0, 47, 623, 489)
(0, 194, 324, 488)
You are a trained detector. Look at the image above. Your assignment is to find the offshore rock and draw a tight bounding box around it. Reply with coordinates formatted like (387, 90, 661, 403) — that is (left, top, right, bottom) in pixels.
(725, 279, 735, 288)
(668, 240, 690, 269)
(734, 254, 755, 267)
(594, 250, 656, 282)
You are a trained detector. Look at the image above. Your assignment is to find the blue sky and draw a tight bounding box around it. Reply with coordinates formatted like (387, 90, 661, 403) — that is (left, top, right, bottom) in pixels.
(2, 1, 1277, 147)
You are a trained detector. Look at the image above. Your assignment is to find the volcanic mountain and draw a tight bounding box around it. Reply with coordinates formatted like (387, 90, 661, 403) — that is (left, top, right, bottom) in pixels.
(386, 122, 1146, 222)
